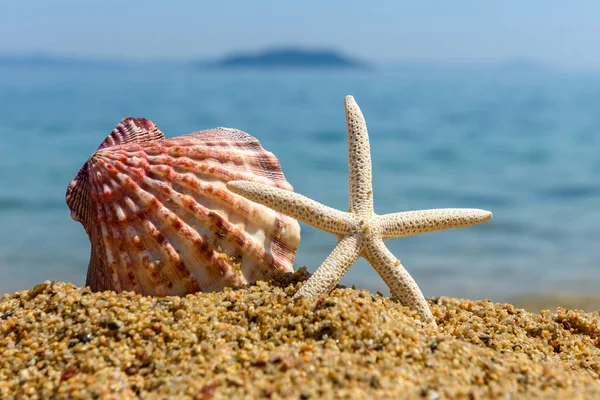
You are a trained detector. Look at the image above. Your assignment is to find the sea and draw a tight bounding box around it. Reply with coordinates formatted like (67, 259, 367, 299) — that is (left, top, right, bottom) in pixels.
(1, 62, 600, 304)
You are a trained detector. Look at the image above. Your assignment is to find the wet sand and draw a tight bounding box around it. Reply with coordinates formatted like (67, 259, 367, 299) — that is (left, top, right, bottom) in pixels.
(1, 268, 599, 399)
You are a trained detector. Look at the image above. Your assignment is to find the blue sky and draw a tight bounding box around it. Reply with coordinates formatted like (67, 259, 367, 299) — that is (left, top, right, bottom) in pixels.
(2, 1, 599, 69)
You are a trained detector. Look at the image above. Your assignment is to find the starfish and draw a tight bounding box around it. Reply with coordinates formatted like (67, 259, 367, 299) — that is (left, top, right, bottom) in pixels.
(227, 95, 492, 326)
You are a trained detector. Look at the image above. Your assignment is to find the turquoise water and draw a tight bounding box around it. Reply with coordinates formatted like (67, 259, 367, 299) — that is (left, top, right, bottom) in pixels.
(1, 64, 599, 300)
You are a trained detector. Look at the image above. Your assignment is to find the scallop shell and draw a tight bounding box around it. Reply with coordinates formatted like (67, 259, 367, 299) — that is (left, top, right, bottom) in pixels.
(66, 117, 301, 295)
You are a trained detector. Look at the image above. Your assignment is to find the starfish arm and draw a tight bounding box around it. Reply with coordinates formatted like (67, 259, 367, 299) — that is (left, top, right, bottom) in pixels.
(293, 234, 361, 298)
(378, 208, 492, 239)
(227, 180, 353, 235)
(363, 238, 436, 326)
(345, 96, 374, 215)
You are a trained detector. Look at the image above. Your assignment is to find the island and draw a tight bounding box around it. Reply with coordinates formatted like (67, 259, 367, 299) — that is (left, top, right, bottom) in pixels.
(1, 49, 370, 70)
(204, 47, 369, 69)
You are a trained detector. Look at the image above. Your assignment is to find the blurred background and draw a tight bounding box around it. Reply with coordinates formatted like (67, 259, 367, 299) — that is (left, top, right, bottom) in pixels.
(1, 1, 599, 311)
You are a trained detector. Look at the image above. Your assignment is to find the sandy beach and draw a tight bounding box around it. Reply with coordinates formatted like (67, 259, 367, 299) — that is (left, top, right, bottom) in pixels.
(1, 268, 599, 399)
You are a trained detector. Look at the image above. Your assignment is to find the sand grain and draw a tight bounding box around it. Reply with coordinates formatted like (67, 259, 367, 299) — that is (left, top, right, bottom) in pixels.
(1, 268, 599, 399)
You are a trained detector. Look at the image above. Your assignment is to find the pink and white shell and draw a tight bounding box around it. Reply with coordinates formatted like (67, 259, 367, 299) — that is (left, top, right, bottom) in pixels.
(66, 117, 301, 296)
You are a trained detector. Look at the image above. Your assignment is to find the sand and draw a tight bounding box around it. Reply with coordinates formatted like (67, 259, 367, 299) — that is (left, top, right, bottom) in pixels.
(1, 268, 599, 399)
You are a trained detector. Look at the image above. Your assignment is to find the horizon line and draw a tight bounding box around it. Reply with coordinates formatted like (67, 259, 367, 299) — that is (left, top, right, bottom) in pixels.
(0, 50, 597, 74)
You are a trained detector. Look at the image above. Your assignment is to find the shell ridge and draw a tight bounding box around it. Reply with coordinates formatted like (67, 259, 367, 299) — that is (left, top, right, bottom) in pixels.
(133, 168, 265, 286)
(165, 147, 271, 170)
(89, 179, 123, 292)
(97, 117, 165, 151)
(153, 161, 300, 280)
(142, 166, 282, 271)
(107, 164, 230, 293)
(168, 157, 278, 186)
(140, 213, 204, 294)
(100, 178, 136, 291)
(112, 223, 142, 293)
(67, 117, 165, 230)
(65, 163, 93, 230)
(90, 160, 197, 294)
(113, 133, 288, 188)
(269, 215, 298, 265)
(185, 127, 256, 144)
(142, 160, 276, 235)
(141, 143, 286, 185)
(115, 195, 166, 294)
(87, 220, 115, 292)
(117, 161, 278, 289)
(119, 198, 170, 296)
(113, 173, 205, 294)
(139, 218, 200, 294)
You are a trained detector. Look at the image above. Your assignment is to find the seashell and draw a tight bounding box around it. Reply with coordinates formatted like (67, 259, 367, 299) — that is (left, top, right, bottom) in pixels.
(66, 117, 301, 296)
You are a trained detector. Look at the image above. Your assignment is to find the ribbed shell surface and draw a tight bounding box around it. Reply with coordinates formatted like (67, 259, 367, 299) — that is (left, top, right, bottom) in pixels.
(66, 119, 300, 296)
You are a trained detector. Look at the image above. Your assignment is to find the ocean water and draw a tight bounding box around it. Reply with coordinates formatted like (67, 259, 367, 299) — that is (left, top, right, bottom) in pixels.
(1, 64, 599, 301)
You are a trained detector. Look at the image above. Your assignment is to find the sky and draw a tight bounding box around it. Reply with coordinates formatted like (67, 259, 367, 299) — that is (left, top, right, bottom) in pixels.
(2, 1, 600, 70)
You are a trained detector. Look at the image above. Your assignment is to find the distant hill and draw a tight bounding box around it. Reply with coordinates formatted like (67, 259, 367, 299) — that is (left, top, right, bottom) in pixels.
(0, 52, 567, 76)
(203, 48, 369, 69)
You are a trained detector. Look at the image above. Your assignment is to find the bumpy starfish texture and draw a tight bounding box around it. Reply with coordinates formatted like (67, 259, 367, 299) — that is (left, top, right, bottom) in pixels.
(228, 96, 492, 326)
